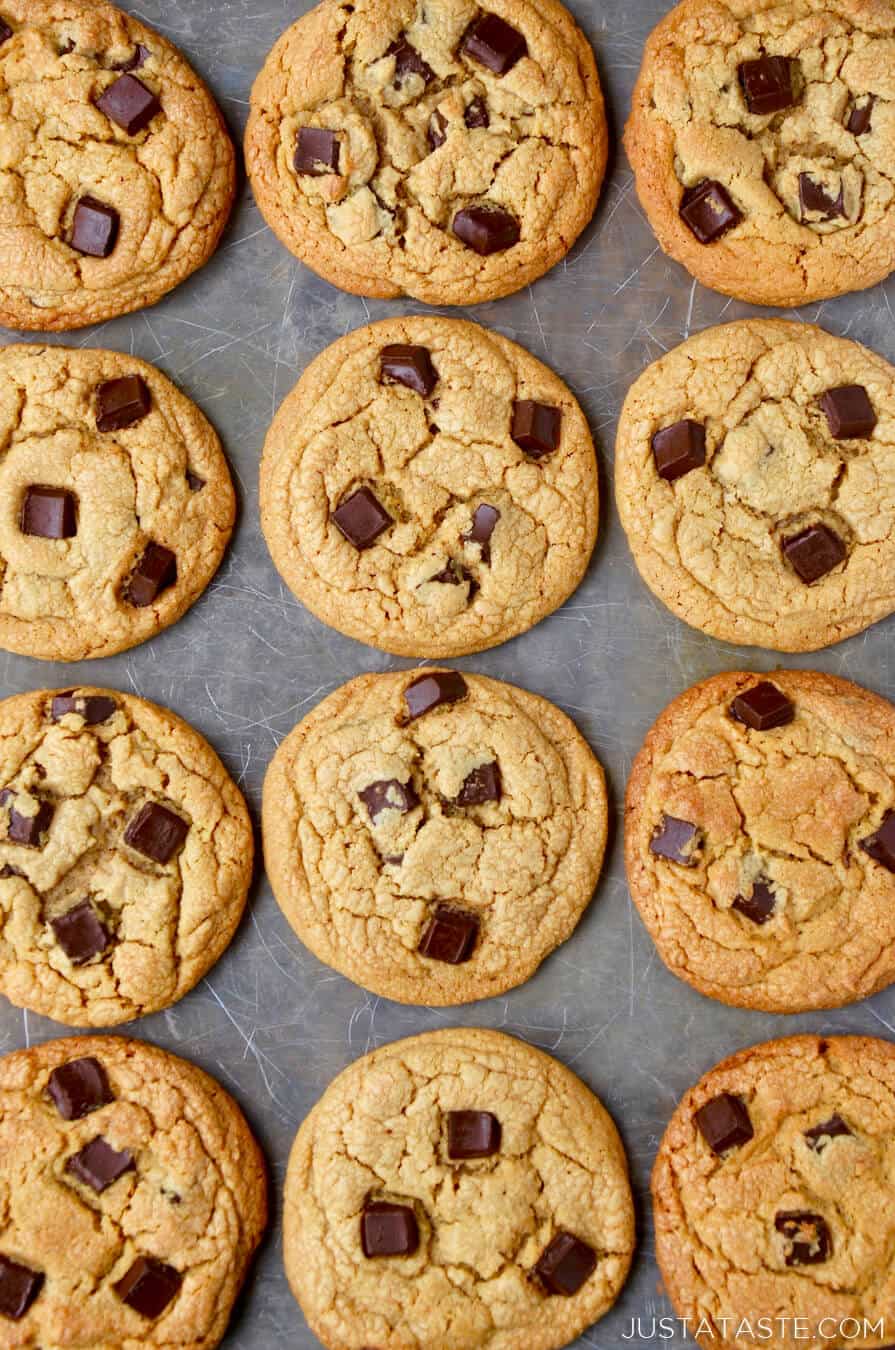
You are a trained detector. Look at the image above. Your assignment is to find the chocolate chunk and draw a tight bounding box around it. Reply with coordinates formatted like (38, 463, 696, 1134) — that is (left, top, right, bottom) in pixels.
(185, 469, 205, 492)
(739, 55, 796, 115)
(732, 878, 776, 925)
(380, 344, 438, 397)
(47, 1056, 113, 1119)
(4, 795, 54, 849)
(388, 37, 433, 86)
(124, 542, 176, 606)
(114, 1257, 182, 1318)
(66, 1135, 134, 1192)
(860, 812, 895, 871)
(0, 1255, 43, 1321)
(453, 205, 520, 255)
(332, 487, 392, 550)
(403, 671, 467, 720)
(799, 173, 845, 222)
(294, 127, 340, 176)
(847, 95, 875, 136)
(418, 904, 479, 963)
(679, 180, 742, 244)
(428, 560, 469, 586)
(361, 1202, 419, 1258)
(124, 801, 189, 864)
(358, 779, 419, 822)
(20, 486, 77, 539)
(465, 96, 489, 129)
(383, 853, 404, 866)
(820, 384, 877, 439)
(804, 1114, 851, 1151)
(535, 1232, 597, 1296)
(447, 1110, 501, 1159)
(462, 13, 527, 75)
(51, 900, 111, 965)
(694, 1093, 754, 1154)
(462, 504, 500, 563)
(51, 691, 117, 724)
(730, 681, 794, 731)
(96, 375, 151, 432)
(0, 21, 11, 46)
(0, 865, 23, 879)
(455, 761, 501, 806)
(110, 43, 150, 72)
(649, 815, 700, 866)
(96, 73, 161, 135)
(70, 195, 119, 257)
(775, 1211, 831, 1266)
(782, 524, 846, 584)
(512, 401, 561, 458)
(652, 419, 706, 482)
(427, 109, 447, 150)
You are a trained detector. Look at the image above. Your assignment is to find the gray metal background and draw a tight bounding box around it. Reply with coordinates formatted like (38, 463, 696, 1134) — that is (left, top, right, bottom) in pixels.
(2, 1, 895, 1345)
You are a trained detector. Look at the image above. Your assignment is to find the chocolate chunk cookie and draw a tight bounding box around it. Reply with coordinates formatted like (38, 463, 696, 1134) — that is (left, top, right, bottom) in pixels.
(0, 345, 234, 660)
(260, 317, 598, 657)
(625, 669, 895, 1012)
(625, 0, 895, 306)
(284, 1027, 634, 1350)
(0, 686, 252, 1025)
(0, 0, 236, 330)
(615, 319, 895, 652)
(262, 670, 608, 1005)
(0, 1035, 266, 1345)
(244, 0, 607, 304)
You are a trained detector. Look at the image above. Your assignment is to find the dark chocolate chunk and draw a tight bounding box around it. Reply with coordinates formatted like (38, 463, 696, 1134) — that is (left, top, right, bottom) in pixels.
(804, 1114, 851, 1151)
(782, 524, 846, 584)
(679, 180, 742, 244)
(649, 815, 700, 866)
(0, 21, 11, 46)
(388, 37, 433, 86)
(427, 109, 447, 150)
(860, 811, 895, 871)
(535, 1232, 597, 1296)
(462, 504, 500, 563)
(0, 1255, 43, 1321)
(358, 778, 419, 822)
(4, 795, 54, 849)
(404, 671, 467, 720)
(185, 469, 205, 492)
(96, 73, 161, 135)
(0, 865, 23, 879)
(51, 900, 111, 965)
(20, 486, 77, 539)
(652, 419, 706, 482)
(512, 401, 561, 458)
(418, 904, 479, 963)
(455, 761, 501, 806)
(110, 43, 150, 72)
(820, 384, 877, 439)
(96, 375, 151, 432)
(453, 205, 520, 255)
(66, 1135, 134, 1192)
(738, 55, 796, 115)
(380, 344, 438, 397)
(799, 173, 845, 222)
(332, 487, 392, 550)
(70, 195, 119, 257)
(461, 13, 527, 75)
(47, 1056, 113, 1119)
(383, 853, 404, 866)
(361, 1201, 419, 1258)
(124, 542, 176, 607)
(730, 681, 794, 731)
(694, 1093, 754, 1154)
(847, 95, 875, 136)
(732, 878, 776, 925)
(124, 801, 189, 864)
(51, 691, 117, 725)
(465, 96, 489, 129)
(428, 560, 469, 586)
(114, 1257, 182, 1318)
(447, 1110, 501, 1159)
(775, 1211, 831, 1266)
(295, 127, 340, 176)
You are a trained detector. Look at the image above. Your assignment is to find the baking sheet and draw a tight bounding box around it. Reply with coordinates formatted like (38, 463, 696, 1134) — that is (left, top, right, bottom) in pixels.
(3, 0, 895, 1344)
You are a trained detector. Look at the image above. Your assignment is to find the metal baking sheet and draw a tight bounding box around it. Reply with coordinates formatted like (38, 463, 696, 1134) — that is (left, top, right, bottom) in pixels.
(3, 1, 895, 1345)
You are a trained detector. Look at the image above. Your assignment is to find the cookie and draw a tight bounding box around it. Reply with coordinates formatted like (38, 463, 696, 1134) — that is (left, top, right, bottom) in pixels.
(653, 1033, 895, 1350)
(284, 1027, 634, 1350)
(624, 668, 895, 1013)
(260, 317, 598, 657)
(262, 669, 607, 1005)
(0, 344, 235, 661)
(244, 0, 606, 305)
(615, 319, 895, 652)
(0, 0, 236, 331)
(624, 0, 895, 307)
(0, 1034, 266, 1345)
(0, 685, 252, 1026)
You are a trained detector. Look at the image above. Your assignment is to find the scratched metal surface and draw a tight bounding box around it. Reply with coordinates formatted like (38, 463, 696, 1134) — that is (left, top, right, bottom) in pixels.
(2, 0, 895, 1345)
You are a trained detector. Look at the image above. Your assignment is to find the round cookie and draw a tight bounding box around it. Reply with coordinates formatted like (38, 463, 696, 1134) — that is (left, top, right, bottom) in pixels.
(260, 317, 599, 657)
(625, 669, 895, 1013)
(654, 1034, 895, 1350)
(244, 0, 606, 305)
(284, 1027, 635, 1350)
(0, 344, 235, 661)
(624, 0, 895, 307)
(0, 685, 253, 1026)
(615, 319, 895, 653)
(262, 669, 608, 1005)
(0, 1034, 266, 1345)
(0, 0, 236, 331)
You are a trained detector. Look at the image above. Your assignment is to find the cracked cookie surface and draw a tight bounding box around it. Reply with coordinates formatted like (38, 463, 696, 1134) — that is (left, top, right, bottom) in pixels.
(0, 344, 235, 661)
(615, 319, 895, 652)
(624, 0, 895, 307)
(262, 670, 607, 1005)
(0, 0, 236, 331)
(625, 669, 895, 1012)
(244, 0, 606, 304)
(260, 317, 598, 658)
(0, 1034, 266, 1347)
(0, 686, 252, 1026)
(284, 1027, 634, 1350)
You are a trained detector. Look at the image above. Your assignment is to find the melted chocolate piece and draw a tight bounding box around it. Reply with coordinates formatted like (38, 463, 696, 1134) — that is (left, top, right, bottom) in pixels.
(418, 905, 479, 963)
(694, 1093, 754, 1154)
(96, 73, 161, 135)
(51, 691, 117, 724)
(70, 195, 119, 257)
(380, 344, 438, 396)
(66, 1135, 135, 1192)
(512, 401, 561, 458)
(388, 36, 433, 86)
(820, 384, 877, 439)
(20, 486, 77, 539)
(185, 469, 205, 492)
(535, 1232, 597, 1296)
(461, 13, 527, 75)
(775, 1211, 831, 1266)
(0, 21, 11, 46)
(114, 1257, 182, 1318)
(847, 95, 875, 136)
(358, 779, 419, 821)
(447, 1110, 501, 1159)
(453, 205, 520, 255)
(403, 671, 467, 720)
(50, 900, 111, 964)
(804, 1114, 851, 1151)
(124, 542, 177, 606)
(465, 96, 489, 129)
(455, 761, 501, 806)
(0, 1255, 43, 1321)
(649, 815, 700, 866)
(462, 503, 500, 562)
(799, 173, 845, 222)
(361, 1201, 419, 1257)
(124, 801, 189, 864)
(332, 487, 392, 550)
(782, 524, 846, 584)
(732, 878, 776, 925)
(96, 375, 151, 431)
(294, 127, 340, 175)
(729, 681, 794, 730)
(427, 109, 448, 150)
(3, 794, 54, 848)
(860, 811, 895, 871)
(47, 1056, 113, 1119)
(739, 55, 796, 115)
(428, 560, 470, 586)
(679, 180, 742, 243)
(652, 419, 706, 481)
(110, 44, 150, 72)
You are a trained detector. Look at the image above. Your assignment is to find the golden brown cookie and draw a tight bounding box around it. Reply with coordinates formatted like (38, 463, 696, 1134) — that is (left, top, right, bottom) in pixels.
(262, 669, 608, 1005)
(260, 317, 599, 658)
(0, 685, 253, 1026)
(244, 0, 607, 304)
(624, 0, 895, 307)
(284, 1027, 635, 1350)
(0, 1034, 266, 1346)
(0, 0, 236, 331)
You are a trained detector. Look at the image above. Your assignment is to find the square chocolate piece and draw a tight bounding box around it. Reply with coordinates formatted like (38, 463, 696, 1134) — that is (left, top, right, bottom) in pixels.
(47, 1056, 113, 1119)
(649, 815, 700, 866)
(652, 419, 706, 482)
(447, 1110, 501, 1159)
(511, 401, 561, 458)
(462, 503, 500, 563)
(418, 905, 478, 964)
(782, 524, 846, 584)
(361, 1201, 419, 1258)
(679, 180, 742, 244)
(96, 375, 151, 431)
(404, 671, 467, 720)
(388, 37, 433, 86)
(847, 96, 875, 136)
(358, 778, 419, 822)
(50, 900, 111, 964)
(51, 691, 117, 725)
(66, 1135, 135, 1192)
(694, 1092, 753, 1154)
(4, 794, 54, 849)
(96, 73, 161, 135)
(0, 1254, 43, 1321)
(534, 1232, 596, 1296)
(453, 205, 520, 255)
(114, 1256, 182, 1318)
(295, 127, 340, 176)
(729, 681, 794, 731)
(20, 486, 77, 539)
(332, 487, 392, 551)
(775, 1211, 831, 1266)
(70, 196, 119, 257)
(732, 878, 776, 925)
(124, 801, 189, 864)
(125, 542, 176, 607)
(380, 344, 438, 397)
(739, 55, 796, 115)
(465, 96, 489, 129)
(461, 13, 527, 75)
(799, 173, 844, 222)
(455, 761, 501, 806)
(820, 384, 876, 439)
